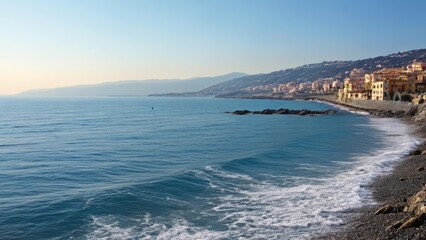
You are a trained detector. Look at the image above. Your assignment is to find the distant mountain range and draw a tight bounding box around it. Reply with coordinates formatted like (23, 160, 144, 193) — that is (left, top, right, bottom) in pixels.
(18, 72, 248, 97)
(194, 49, 426, 97)
(18, 49, 426, 98)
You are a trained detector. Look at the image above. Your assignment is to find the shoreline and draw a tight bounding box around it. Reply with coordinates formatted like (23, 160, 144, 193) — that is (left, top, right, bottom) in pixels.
(311, 96, 426, 239)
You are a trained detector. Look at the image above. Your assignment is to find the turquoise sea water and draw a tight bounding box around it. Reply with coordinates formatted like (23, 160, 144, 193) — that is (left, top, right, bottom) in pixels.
(0, 97, 418, 239)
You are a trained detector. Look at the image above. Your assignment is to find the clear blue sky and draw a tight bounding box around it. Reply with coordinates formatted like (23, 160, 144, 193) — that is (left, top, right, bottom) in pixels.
(0, 0, 425, 94)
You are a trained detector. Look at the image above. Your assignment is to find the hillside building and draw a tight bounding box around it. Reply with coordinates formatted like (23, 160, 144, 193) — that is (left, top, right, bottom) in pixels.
(338, 77, 368, 100)
(365, 62, 425, 101)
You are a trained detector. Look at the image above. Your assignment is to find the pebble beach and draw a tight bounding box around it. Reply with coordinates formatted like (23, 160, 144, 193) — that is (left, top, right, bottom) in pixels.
(314, 96, 426, 240)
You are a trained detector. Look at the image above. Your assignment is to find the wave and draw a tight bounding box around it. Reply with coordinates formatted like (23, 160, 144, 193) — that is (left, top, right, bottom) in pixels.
(85, 117, 419, 240)
(207, 118, 417, 239)
(86, 215, 228, 240)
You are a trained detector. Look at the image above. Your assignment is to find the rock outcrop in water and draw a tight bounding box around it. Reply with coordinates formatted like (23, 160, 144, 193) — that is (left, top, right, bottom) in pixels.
(228, 108, 337, 116)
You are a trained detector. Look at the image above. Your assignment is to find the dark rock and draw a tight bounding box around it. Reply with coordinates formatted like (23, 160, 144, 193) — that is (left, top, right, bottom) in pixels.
(413, 103, 426, 122)
(298, 110, 308, 116)
(261, 109, 274, 114)
(233, 110, 251, 115)
(369, 109, 406, 118)
(278, 109, 290, 114)
(386, 219, 405, 231)
(418, 167, 425, 172)
(230, 108, 337, 116)
(400, 177, 405, 181)
(324, 109, 337, 115)
(405, 105, 419, 116)
(374, 204, 402, 215)
(398, 215, 425, 229)
(410, 150, 422, 156)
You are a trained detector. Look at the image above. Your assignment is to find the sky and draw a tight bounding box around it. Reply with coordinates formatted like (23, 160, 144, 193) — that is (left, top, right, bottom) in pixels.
(1, 0, 426, 95)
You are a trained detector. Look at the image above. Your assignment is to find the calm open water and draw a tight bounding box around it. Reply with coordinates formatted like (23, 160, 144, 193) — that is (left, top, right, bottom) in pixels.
(0, 97, 418, 239)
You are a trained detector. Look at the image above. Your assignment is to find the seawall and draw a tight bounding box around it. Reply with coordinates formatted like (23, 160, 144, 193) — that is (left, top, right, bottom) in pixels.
(312, 95, 413, 112)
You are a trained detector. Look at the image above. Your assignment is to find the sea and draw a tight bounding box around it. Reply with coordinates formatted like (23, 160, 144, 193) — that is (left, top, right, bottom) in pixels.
(0, 97, 419, 240)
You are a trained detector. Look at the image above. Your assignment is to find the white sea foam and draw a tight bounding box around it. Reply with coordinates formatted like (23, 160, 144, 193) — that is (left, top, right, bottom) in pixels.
(86, 117, 419, 240)
(87, 215, 228, 240)
(314, 99, 370, 115)
(86, 216, 136, 240)
(206, 118, 418, 239)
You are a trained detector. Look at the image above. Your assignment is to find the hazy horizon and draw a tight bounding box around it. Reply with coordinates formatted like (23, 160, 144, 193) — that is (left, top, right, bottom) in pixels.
(16, 72, 248, 97)
(18, 72, 245, 92)
(1, 0, 426, 94)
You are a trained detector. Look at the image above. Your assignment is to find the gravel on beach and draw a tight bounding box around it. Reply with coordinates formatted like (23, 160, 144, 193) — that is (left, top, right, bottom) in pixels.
(317, 122, 426, 240)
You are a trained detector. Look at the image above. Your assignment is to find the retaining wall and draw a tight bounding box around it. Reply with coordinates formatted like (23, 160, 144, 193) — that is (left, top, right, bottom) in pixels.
(314, 95, 412, 112)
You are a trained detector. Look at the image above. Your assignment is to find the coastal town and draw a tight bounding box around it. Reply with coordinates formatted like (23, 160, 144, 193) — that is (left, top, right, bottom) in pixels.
(340, 61, 426, 103)
(243, 61, 426, 104)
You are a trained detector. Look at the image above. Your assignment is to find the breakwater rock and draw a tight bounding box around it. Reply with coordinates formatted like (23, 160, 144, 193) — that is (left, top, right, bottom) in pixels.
(406, 103, 426, 123)
(228, 108, 337, 116)
(368, 109, 406, 118)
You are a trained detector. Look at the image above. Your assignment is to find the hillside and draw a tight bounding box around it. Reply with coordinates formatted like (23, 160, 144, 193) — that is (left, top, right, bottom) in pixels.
(18, 72, 247, 97)
(197, 49, 426, 96)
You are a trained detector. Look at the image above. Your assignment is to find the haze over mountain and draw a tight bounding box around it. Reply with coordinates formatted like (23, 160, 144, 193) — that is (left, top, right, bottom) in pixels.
(17, 49, 426, 98)
(18, 73, 247, 97)
(195, 49, 426, 97)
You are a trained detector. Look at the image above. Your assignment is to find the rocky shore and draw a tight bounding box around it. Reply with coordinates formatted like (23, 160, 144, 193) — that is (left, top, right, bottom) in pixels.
(314, 98, 426, 240)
